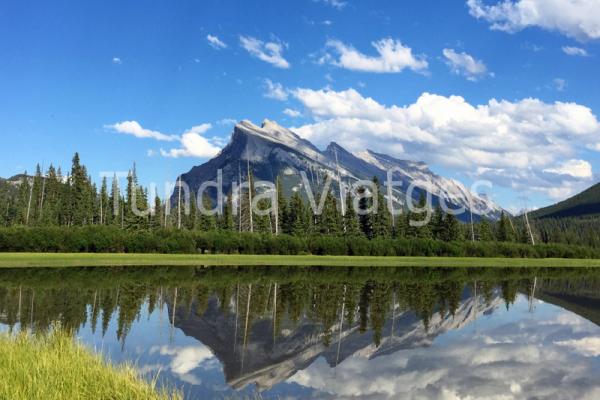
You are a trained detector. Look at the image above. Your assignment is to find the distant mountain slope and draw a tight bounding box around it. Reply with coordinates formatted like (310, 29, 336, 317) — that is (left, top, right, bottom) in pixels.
(0, 176, 20, 201)
(174, 120, 503, 221)
(531, 182, 600, 219)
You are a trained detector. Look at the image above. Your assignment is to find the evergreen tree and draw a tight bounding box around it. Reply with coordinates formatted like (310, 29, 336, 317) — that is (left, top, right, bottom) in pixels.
(15, 173, 30, 225)
(124, 166, 148, 230)
(220, 191, 235, 231)
(407, 193, 432, 239)
(497, 212, 512, 242)
(344, 192, 361, 236)
(150, 195, 163, 230)
(287, 192, 308, 235)
(109, 174, 120, 227)
(357, 186, 373, 239)
(478, 218, 494, 241)
(443, 213, 460, 241)
(371, 177, 391, 238)
(185, 192, 197, 230)
(69, 153, 92, 225)
(431, 205, 445, 240)
(99, 177, 109, 225)
(198, 193, 216, 231)
(40, 165, 60, 226)
(319, 191, 342, 235)
(239, 169, 255, 232)
(275, 176, 287, 235)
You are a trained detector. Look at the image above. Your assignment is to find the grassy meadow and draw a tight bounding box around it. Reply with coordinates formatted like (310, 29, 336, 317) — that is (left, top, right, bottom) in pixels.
(1, 252, 600, 268)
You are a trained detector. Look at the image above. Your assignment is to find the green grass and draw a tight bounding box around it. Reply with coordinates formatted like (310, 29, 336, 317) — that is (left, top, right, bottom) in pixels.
(0, 329, 181, 400)
(1, 252, 600, 267)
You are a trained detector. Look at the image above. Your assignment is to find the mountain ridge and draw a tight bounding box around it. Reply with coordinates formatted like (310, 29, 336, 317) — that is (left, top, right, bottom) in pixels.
(174, 120, 503, 221)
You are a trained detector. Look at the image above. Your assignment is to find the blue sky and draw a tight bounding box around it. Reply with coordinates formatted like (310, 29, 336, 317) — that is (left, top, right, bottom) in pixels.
(1, 0, 599, 210)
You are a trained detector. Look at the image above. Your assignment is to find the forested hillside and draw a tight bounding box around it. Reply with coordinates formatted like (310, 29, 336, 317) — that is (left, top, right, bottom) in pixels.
(0, 153, 598, 255)
(531, 183, 600, 219)
(527, 182, 600, 248)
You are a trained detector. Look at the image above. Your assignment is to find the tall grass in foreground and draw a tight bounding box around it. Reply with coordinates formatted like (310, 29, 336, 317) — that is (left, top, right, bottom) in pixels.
(0, 329, 181, 400)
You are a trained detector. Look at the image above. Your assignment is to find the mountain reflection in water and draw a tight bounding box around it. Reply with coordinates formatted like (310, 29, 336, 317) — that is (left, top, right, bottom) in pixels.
(1, 266, 599, 399)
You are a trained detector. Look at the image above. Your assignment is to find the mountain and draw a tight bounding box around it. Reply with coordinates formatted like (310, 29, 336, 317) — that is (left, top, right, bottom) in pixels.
(172, 290, 504, 391)
(530, 182, 600, 219)
(174, 119, 503, 221)
(0, 175, 20, 200)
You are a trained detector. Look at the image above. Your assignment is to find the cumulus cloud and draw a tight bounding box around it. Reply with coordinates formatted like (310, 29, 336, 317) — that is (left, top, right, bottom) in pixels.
(107, 121, 221, 159)
(106, 121, 177, 141)
(562, 46, 589, 56)
(148, 345, 216, 385)
(160, 124, 221, 158)
(544, 159, 593, 178)
(239, 36, 290, 69)
(112, 57, 122, 65)
(290, 87, 600, 199)
(206, 34, 227, 50)
(443, 48, 490, 81)
(467, 0, 600, 41)
(320, 38, 428, 73)
(263, 79, 289, 100)
(555, 337, 600, 357)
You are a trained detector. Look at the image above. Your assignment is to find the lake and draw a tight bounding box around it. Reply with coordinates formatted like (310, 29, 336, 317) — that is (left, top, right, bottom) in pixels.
(1, 266, 599, 399)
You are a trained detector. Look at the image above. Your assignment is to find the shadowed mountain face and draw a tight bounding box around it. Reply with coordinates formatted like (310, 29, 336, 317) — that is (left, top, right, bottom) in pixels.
(531, 182, 600, 219)
(172, 290, 504, 391)
(173, 120, 503, 221)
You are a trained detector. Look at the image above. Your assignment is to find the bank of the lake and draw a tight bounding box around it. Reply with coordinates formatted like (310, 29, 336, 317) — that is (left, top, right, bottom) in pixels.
(0, 329, 181, 400)
(1, 253, 600, 268)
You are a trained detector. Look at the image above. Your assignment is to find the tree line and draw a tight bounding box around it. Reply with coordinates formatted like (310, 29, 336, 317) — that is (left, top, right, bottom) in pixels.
(0, 153, 597, 253)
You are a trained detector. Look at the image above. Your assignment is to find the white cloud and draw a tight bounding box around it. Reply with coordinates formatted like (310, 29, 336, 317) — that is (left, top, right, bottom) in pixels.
(149, 345, 215, 384)
(290, 87, 600, 199)
(467, 0, 600, 41)
(107, 121, 221, 159)
(553, 78, 567, 91)
(217, 118, 237, 126)
(106, 121, 177, 141)
(283, 108, 302, 117)
(443, 48, 490, 81)
(206, 34, 227, 50)
(263, 79, 289, 100)
(112, 57, 122, 65)
(239, 36, 290, 69)
(544, 159, 593, 178)
(555, 337, 600, 357)
(316, 0, 347, 9)
(562, 46, 589, 56)
(160, 124, 221, 158)
(321, 38, 428, 73)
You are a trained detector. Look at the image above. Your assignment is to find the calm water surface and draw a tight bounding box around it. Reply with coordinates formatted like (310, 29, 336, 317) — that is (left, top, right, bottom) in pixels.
(1, 266, 599, 399)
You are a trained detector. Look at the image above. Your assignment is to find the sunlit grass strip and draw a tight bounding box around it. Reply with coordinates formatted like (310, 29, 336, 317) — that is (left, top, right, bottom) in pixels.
(0, 329, 181, 400)
(1, 253, 600, 267)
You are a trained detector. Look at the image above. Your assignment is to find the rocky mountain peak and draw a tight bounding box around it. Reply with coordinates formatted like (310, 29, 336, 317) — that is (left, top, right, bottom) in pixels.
(174, 119, 504, 220)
